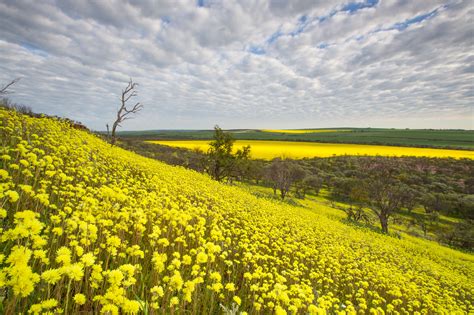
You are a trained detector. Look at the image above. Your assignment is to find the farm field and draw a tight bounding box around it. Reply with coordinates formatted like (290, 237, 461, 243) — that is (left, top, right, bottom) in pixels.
(148, 139, 474, 160)
(119, 128, 474, 150)
(261, 129, 352, 134)
(1, 109, 473, 314)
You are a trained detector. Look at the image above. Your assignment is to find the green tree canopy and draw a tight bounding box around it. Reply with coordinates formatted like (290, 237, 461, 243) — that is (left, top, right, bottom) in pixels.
(206, 125, 250, 181)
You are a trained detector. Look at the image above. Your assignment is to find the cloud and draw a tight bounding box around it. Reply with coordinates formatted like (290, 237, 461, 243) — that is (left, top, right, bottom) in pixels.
(0, 0, 472, 130)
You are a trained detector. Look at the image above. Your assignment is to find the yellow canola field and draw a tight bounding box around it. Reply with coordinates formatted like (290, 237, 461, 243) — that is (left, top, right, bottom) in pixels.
(261, 129, 351, 134)
(149, 140, 474, 160)
(0, 108, 473, 314)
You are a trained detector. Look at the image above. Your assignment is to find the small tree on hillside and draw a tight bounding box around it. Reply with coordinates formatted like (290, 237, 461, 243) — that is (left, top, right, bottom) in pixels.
(291, 167, 309, 199)
(206, 125, 250, 182)
(264, 158, 306, 200)
(110, 78, 143, 145)
(362, 161, 406, 234)
(307, 175, 323, 195)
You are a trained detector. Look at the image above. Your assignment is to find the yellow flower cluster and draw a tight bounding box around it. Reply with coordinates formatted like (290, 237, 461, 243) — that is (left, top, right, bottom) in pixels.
(0, 109, 473, 314)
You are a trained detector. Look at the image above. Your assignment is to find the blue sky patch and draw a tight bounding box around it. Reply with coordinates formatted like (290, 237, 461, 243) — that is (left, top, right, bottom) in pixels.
(20, 42, 48, 57)
(341, 0, 379, 14)
(317, 42, 329, 49)
(390, 7, 441, 31)
(248, 45, 266, 55)
(267, 30, 283, 44)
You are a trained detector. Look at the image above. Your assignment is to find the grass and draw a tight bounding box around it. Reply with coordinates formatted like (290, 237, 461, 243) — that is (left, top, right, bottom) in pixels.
(147, 139, 474, 160)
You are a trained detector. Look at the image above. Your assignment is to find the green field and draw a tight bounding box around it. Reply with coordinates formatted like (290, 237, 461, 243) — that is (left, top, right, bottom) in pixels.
(118, 128, 474, 150)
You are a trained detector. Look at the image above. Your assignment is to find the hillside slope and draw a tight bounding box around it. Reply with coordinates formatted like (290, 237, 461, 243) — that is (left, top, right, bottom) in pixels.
(0, 109, 473, 314)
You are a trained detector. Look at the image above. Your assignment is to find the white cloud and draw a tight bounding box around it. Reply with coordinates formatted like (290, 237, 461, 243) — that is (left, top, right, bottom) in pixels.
(0, 0, 472, 130)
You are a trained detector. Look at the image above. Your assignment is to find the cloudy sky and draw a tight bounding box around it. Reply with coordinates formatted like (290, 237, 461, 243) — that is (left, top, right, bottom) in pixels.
(0, 0, 472, 130)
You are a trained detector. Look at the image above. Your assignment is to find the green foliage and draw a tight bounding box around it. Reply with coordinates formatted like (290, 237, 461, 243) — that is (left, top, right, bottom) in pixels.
(440, 219, 474, 251)
(206, 125, 251, 181)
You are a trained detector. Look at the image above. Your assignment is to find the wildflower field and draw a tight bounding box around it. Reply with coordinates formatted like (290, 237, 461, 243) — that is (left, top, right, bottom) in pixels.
(1, 108, 473, 314)
(148, 140, 474, 160)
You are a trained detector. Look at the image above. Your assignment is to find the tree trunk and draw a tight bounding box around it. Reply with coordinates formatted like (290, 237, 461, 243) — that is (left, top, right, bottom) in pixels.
(111, 121, 119, 145)
(379, 215, 389, 234)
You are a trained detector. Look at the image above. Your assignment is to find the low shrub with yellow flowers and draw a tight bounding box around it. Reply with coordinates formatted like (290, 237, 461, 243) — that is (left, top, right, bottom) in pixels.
(0, 108, 473, 314)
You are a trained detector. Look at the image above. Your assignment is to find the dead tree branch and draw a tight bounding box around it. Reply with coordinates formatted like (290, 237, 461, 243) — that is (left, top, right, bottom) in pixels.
(110, 78, 143, 145)
(0, 78, 21, 95)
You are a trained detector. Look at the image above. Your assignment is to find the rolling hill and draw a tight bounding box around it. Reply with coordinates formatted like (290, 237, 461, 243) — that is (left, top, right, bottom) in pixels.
(1, 109, 473, 314)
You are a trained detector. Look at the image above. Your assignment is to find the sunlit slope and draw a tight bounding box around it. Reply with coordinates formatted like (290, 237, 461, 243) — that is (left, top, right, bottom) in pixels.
(1, 109, 473, 314)
(149, 140, 474, 160)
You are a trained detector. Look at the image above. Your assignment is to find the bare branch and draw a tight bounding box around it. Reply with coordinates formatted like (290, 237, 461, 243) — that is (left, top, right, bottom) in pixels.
(124, 102, 143, 114)
(124, 92, 138, 103)
(0, 78, 21, 95)
(110, 78, 143, 145)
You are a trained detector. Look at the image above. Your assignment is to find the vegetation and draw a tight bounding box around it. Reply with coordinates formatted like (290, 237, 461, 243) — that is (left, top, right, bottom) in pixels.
(264, 159, 306, 199)
(148, 139, 474, 159)
(119, 128, 474, 150)
(0, 98, 88, 131)
(205, 126, 250, 182)
(1, 109, 473, 314)
(119, 139, 474, 249)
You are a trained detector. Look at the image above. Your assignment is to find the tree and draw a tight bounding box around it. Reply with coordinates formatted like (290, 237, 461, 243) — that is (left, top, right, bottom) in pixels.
(245, 160, 266, 184)
(361, 161, 406, 234)
(206, 125, 250, 181)
(111, 79, 143, 145)
(343, 205, 370, 224)
(440, 219, 474, 250)
(264, 158, 305, 200)
(290, 165, 307, 198)
(413, 211, 439, 237)
(294, 175, 322, 199)
(0, 78, 20, 95)
(397, 186, 419, 213)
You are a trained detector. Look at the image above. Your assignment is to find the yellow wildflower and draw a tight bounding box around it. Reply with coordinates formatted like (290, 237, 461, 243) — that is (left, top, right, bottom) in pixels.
(74, 293, 86, 305)
(233, 296, 242, 306)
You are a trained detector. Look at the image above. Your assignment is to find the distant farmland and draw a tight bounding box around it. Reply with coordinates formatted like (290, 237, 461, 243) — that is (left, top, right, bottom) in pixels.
(119, 128, 474, 150)
(148, 140, 474, 160)
(260, 129, 352, 134)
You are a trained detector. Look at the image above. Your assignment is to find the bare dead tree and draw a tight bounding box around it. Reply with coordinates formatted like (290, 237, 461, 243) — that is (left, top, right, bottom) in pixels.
(110, 78, 143, 145)
(0, 78, 21, 95)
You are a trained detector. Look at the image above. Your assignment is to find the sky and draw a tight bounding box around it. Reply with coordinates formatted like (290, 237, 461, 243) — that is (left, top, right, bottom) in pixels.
(0, 0, 473, 130)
